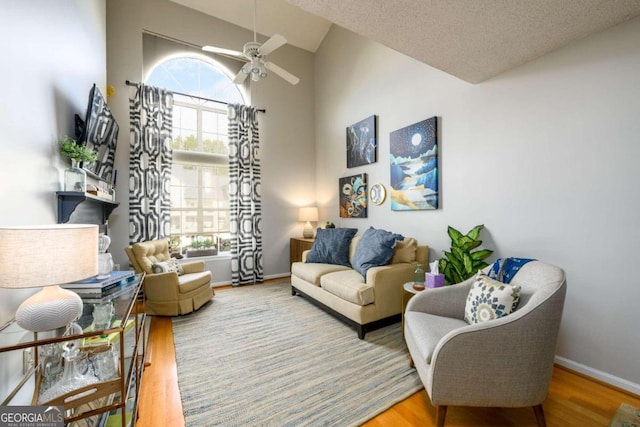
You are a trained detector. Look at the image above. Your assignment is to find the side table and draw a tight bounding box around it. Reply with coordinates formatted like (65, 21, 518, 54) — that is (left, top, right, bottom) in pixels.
(402, 282, 426, 335)
(290, 237, 315, 268)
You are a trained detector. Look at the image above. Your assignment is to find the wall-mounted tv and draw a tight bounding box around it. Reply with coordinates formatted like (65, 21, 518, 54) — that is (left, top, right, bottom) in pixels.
(76, 84, 119, 183)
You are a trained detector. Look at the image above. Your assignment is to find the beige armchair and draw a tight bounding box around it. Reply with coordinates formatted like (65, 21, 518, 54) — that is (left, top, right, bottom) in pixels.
(124, 239, 214, 316)
(404, 261, 566, 427)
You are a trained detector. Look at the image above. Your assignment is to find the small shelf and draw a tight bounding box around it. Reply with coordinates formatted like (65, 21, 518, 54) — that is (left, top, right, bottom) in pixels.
(57, 191, 119, 224)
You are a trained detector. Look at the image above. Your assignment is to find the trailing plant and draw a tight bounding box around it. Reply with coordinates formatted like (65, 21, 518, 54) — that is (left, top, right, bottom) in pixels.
(59, 135, 98, 163)
(438, 224, 493, 286)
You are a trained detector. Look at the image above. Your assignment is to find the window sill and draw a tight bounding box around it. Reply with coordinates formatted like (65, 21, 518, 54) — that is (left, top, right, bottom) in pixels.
(179, 253, 231, 262)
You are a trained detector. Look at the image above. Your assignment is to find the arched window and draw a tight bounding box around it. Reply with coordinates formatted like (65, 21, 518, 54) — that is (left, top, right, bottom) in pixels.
(146, 56, 244, 256)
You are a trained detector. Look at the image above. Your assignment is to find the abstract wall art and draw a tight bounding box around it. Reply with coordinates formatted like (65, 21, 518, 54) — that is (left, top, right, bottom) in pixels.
(339, 173, 368, 218)
(389, 116, 438, 210)
(346, 115, 377, 168)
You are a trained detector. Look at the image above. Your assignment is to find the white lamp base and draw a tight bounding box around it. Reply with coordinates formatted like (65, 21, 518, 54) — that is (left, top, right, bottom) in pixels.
(302, 221, 314, 238)
(15, 285, 83, 332)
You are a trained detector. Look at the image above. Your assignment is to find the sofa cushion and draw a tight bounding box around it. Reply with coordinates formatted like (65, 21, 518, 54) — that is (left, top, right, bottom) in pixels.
(390, 237, 418, 264)
(405, 311, 467, 364)
(351, 227, 404, 278)
(306, 227, 358, 266)
(320, 270, 374, 306)
(177, 271, 212, 293)
(464, 274, 521, 324)
(291, 262, 350, 286)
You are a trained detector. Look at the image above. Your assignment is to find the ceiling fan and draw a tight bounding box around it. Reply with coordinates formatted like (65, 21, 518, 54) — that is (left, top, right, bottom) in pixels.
(202, 0, 300, 85)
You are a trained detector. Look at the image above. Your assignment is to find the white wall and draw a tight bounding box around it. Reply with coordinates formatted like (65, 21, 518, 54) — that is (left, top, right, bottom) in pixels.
(107, 0, 316, 281)
(314, 20, 640, 392)
(0, 0, 106, 400)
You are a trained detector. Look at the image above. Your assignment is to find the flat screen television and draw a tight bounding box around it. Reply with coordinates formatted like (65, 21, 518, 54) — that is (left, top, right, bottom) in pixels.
(76, 84, 119, 183)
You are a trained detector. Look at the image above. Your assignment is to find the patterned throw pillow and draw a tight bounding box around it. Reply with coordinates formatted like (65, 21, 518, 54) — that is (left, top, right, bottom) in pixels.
(151, 258, 184, 276)
(464, 274, 521, 324)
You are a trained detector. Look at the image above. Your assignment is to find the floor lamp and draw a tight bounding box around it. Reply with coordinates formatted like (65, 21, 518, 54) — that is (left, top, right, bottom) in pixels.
(0, 224, 98, 332)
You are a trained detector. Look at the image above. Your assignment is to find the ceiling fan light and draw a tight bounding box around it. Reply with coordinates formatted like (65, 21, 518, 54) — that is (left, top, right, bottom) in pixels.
(251, 72, 261, 82)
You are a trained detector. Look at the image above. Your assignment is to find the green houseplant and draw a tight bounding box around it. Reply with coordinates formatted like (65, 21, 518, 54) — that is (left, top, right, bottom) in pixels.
(187, 237, 218, 258)
(60, 135, 98, 163)
(438, 224, 493, 286)
(60, 136, 97, 192)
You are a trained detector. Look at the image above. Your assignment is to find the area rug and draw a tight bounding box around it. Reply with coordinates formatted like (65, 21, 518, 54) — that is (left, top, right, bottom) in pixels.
(609, 403, 640, 427)
(172, 281, 423, 426)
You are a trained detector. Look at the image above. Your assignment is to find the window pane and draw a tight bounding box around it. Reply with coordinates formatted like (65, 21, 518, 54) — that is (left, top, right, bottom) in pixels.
(147, 56, 240, 253)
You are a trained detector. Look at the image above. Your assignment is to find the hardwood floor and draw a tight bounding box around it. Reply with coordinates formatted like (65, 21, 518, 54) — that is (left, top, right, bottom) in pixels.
(136, 287, 640, 427)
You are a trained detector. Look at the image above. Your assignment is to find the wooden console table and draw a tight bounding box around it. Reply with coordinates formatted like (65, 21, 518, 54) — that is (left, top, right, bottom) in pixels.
(290, 237, 315, 268)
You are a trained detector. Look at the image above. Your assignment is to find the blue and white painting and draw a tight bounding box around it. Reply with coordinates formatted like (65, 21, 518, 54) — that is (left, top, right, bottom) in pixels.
(346, 115, 377, 168)
(389, 117, 438, 210)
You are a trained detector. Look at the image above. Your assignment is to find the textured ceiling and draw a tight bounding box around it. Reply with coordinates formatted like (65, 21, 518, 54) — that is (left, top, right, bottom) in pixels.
(168, 0, 332, 52)
(170, 0, 640, 83)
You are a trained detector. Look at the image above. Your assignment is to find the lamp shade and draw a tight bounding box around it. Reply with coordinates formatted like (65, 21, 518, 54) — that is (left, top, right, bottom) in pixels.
(298, 207, 318, 222)
(0, 224, 99, 331)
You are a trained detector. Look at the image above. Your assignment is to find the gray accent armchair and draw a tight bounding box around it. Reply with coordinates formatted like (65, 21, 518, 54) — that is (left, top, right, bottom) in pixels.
(404, 261, 566, 427)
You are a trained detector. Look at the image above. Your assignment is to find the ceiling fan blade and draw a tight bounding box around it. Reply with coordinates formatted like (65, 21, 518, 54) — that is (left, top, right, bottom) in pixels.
(202, 45, 245, 58)
(264, 61, 300, 85)
(233, 68, 249, 85)
(259, 34, 287, 56)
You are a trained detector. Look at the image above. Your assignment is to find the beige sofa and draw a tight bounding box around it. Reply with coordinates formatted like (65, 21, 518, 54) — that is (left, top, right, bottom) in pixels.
(291, 235, 428, 339)
(125, 239, 214, 316)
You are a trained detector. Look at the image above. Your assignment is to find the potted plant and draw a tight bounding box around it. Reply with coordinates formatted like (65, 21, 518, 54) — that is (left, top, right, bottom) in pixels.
(60, 136, 97, 192)
(186, 237, 218, 258)
(438, 224, 493, 286)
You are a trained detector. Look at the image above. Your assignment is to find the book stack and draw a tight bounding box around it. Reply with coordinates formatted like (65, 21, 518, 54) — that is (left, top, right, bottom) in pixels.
(83, 318, 135, 347)
(62, 270, 136, 301)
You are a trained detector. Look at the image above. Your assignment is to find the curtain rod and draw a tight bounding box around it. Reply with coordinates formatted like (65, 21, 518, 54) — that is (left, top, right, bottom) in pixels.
(125, 80, 265, 113)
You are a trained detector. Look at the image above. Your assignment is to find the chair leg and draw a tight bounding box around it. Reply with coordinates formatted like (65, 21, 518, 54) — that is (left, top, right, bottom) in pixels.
(436, 405, 447, 427)
(533, 404, 546, 427)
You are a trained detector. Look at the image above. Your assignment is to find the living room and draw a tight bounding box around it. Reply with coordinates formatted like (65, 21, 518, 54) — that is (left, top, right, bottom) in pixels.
(1, 0, 639, 426)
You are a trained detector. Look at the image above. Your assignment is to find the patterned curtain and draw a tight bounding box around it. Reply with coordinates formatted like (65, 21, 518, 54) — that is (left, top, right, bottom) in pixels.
(228, 104, 263, 286)
(128, 84, 173, 244)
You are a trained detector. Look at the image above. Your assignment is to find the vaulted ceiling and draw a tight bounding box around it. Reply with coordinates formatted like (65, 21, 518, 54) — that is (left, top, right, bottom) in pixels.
(169, 0, 640, 83)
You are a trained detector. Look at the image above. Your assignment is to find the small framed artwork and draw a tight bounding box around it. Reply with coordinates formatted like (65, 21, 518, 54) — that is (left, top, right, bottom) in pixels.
(369, 183, 386, 205)
(389, 116, 438, 210)
(339, 173, 368, 218)
(346, 115, 377, 168)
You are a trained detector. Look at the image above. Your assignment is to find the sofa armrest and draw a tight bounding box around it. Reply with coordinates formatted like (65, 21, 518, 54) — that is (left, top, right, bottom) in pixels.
(428, 292, 564, 406)
(366, 262, 419, 317)
(181, 260, 205, 274)
(143, 272, 180, 301)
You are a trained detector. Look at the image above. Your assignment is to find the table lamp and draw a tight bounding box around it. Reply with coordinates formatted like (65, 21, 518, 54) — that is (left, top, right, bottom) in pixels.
(0, 224, 98, 332)
(298, 207, 318, 239)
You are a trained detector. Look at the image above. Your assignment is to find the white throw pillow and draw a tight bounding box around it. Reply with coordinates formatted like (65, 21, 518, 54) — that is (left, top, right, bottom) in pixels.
(464, 274, 521, 324)
(151, 258, 184, 275)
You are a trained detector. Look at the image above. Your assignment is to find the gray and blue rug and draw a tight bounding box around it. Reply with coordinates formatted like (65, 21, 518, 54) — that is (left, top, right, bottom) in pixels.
(172, 281, 422, 426)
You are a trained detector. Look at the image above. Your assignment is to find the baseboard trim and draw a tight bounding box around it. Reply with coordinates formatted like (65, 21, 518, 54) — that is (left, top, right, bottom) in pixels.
(555, 355, 640, 396)
(211, 273, 290, 288)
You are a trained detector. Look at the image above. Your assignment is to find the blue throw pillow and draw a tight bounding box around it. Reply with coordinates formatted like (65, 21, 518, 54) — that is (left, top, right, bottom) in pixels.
(352, 227, 404, 278)
(488, 257, 536, 283)
(306, 228, 358, 266)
